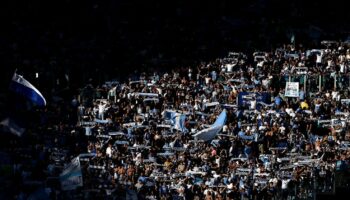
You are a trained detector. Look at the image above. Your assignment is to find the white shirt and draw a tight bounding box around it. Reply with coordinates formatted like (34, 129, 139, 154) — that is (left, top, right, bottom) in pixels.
(327, 60, 332, 67)
(262, 79, 270, 88)
(106, 146, 112, 158)
(226, 64, 234, 72)
(285, 108, 294, 116)
(282, 179, 290, 189)
(215, 157, 220, 167)
(250, 100, 257, 110)
(331, 91, 338, 100)
(316, 53, 322, 64)
(205, 77, 211, 84)
(98, 104, 106, 114)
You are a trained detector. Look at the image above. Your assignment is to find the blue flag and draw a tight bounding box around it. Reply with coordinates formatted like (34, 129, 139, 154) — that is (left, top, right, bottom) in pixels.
(10, 73, 46, 107)
(163, 110, 187, 132)
(173, 113, 187, 132)
(192, 109, 227, 141)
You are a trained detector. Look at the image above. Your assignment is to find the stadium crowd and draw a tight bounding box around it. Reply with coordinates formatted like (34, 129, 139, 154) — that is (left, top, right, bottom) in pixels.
(3, 40, 350, 200)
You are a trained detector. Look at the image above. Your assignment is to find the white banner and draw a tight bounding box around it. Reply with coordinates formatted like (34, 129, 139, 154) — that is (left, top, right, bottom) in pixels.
(285, 82, 299, 97)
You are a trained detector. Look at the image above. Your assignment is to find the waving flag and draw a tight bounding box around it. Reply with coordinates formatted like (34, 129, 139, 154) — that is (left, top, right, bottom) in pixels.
(162, 110, 187, 133)
(173, 113, 187, 132)
(60, 157, 83, 191)
(212, 109, 227, 127)
(192, 109, 227, 141)
(10, 73, 46, 107)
